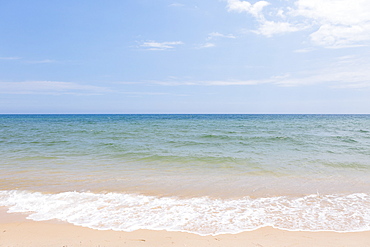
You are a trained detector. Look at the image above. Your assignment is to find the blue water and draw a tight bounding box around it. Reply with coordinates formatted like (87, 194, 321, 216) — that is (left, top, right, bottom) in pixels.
(1, 114, 370, 234)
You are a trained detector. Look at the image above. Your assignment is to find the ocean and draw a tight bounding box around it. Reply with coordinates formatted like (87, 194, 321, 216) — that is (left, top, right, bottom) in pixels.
(0, 114, 369, 235)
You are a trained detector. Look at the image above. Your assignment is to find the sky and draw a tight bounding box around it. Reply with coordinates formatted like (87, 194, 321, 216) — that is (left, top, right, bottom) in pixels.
(1, 0, 370, 114)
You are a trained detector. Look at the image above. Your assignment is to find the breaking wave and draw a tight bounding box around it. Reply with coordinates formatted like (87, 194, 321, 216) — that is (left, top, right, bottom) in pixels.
(1, 190, 370, 235)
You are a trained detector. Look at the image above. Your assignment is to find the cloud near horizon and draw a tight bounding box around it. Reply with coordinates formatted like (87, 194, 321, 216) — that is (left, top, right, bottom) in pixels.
(115, 55, 370, 88)
(0, 81, 112, 95)
(0, 57, 21, 60)
(227, 0, 370, 48)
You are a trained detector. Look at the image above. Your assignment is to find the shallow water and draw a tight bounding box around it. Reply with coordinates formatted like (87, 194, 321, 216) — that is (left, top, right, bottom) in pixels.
(1, 114, 370, 234)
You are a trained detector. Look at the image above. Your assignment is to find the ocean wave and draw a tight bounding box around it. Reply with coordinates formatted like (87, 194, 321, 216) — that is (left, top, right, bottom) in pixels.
(1, 190, 369, 235)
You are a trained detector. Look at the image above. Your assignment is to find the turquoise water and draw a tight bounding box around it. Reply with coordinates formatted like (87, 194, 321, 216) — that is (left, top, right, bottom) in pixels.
(1, 114, 370, 234)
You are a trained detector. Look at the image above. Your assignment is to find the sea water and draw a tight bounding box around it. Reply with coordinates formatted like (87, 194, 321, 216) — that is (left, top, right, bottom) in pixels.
(0, 114, 369, 235)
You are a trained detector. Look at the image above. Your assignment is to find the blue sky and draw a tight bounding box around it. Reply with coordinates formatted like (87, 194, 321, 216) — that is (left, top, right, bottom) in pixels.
(1, 0, 370, 113)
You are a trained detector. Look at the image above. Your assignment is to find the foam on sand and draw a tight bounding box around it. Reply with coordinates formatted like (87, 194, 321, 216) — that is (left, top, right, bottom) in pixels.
(1, 190, 369, 235)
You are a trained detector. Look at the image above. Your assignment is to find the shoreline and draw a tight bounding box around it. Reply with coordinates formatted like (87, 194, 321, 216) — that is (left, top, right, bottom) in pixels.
(1, 209, 370, 247)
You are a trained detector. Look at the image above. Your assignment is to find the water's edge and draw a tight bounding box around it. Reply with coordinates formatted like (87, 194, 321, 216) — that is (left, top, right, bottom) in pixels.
(1, 190, 369, 236)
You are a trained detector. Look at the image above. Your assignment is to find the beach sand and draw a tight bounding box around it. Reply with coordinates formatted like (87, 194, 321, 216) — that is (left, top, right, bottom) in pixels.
(1, 209, 370, 247)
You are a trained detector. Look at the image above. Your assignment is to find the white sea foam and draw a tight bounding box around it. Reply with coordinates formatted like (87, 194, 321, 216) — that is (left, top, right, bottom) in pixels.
(1, 190, 370, 235)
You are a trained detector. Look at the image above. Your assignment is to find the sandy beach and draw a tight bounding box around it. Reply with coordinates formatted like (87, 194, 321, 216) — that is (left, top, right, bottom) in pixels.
(1, 209, 369, 247)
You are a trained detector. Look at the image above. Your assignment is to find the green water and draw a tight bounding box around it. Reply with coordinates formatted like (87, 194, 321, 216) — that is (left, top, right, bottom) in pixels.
(1, 114, 369, 196)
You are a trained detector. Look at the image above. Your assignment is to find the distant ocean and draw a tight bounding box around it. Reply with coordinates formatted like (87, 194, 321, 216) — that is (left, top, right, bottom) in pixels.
(1, 114, 370, 235)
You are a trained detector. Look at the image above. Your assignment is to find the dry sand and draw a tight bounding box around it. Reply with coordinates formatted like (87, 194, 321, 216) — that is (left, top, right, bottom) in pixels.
(1, 209, 370, 247)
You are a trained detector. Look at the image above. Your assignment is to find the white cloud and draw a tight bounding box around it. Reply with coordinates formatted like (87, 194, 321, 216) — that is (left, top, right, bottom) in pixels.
(293, 0, 370, 25)
(227, 0, 269, 18)
(0, 81, 112, 95)
(227, 0, 306, 37)
(196, 42, 216, 49)
(140, 41, 184, 50)
(227, 0, 370, 48)
(117, 78, 275, 86)
(0, 57, 59, 64)
(197, 32, 235, 49)
(26, 59, 57, 64)
(294, 47, 315, 53)
(254, 20, 304, 37)
(309, 24, 370, 48)
(200, 79, 271, 86)
(276, 8, 285, 18)
(169, 3, 184, 7)
(293, 0, 370, 47)
(122, 91, 188, 97)
(207, 32, 236, 40)
(0, 57, 21, 60)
